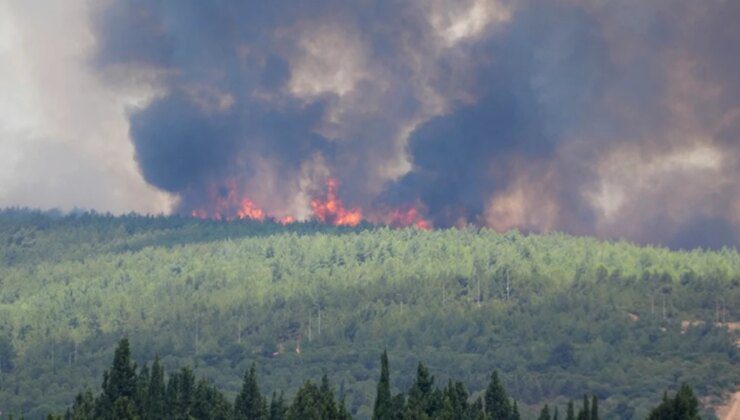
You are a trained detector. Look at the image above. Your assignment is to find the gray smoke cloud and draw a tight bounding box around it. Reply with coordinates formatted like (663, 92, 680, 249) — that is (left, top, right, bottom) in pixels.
(91, 0, 740, 249)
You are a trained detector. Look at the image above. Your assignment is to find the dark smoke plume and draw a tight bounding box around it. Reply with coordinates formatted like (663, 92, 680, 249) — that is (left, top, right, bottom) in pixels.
(92, 0, 740, 249)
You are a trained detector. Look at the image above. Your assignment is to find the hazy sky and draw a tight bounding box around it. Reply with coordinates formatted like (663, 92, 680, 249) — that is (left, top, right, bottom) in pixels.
(0, 0, 738, 248)
(0, 0, 171, 214)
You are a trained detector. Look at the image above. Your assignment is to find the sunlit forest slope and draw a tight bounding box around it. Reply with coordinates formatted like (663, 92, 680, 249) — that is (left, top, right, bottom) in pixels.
(0, 210, 737, 418)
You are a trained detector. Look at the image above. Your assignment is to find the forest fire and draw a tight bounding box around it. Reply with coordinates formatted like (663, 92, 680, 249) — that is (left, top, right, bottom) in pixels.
(234, 198, 265, 221)
(189, 178, 430, 228)
(189, 180, 267, 222)
(309, 179, 362, 227)
(378, 207, 431, 230)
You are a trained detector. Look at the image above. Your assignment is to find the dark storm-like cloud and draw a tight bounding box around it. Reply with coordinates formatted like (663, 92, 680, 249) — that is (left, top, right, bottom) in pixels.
(93, 0, 440, 214)
(391, 2, 609, 227)
(92, 0, 740, 249)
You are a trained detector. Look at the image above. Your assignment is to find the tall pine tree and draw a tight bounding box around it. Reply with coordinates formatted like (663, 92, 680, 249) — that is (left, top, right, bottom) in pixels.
(590, 396, 598, 420)
(269, 392, 287, 420)
(405, 362, 440, 418)
(538, 404, 551, 420)
(373, 351, 393, 420)
(647, 384, 700, 420)
(145, 356, 165, 420)
(511, 400, 521, 420)
(104, 338, 138, 405)
(234, 363, 266, 420)
(576, 395, 590, 420)
(566, 400, 575, 420)
(484, 371, 511, 420)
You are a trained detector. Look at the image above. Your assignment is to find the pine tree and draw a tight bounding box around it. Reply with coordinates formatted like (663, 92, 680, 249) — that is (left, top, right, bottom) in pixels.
(336, 397, 352, 420)
(112, 397, 138, 420)
(164, 372, 179, 416)
(135, 363, 149, 418)
(590, 396, 598, 420)
(287, 381, 323, 420)
(319, 374, 338, 417)
(192, 378, 232, 420)
(269, 392, 286, 420)
(648, 384, 700, 420)
(145, 356, 165, 420)
(440, 380, 469, 419)
(674, 384, 700, 419)
(68, 390, 95, 420)
(566, 400, 575, 420)
(391, 394, 406, 420)
(406, 362, 438, 418)
(104, 339, 138, 406)
(171, 367, 196, 419)
(576, 395, 590, 420)
(553, 406, 559, 420)
(471, 397, 485, 420)
(373, 351, 393, 420)
(484, 371, 511, 420)
(439, 395, 456, 420)
(538, 404, 551, 420)
(234, 362, 266, 419)
(511, 400, 521, 420)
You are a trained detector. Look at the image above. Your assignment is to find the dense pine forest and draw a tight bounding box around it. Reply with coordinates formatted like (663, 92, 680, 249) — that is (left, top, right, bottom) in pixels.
(0, 210, 737, 418)
(54, 339, 702, 420)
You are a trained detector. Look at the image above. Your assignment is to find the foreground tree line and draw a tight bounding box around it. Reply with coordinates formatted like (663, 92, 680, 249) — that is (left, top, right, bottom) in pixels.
(35, 339, 700, 419)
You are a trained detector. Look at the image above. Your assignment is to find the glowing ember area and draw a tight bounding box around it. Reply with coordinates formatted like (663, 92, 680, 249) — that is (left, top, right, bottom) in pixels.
(278, 216, 296, 224)
(310, 179, 363, 226)
(190, 209, 209, 219)
(189, 180, 266, 221)
(380, 207, 431, 230)
(235, 198, 265, 220)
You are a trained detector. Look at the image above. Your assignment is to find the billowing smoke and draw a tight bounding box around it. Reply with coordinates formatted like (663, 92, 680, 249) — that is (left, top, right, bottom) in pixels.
(92, 0, 740, 249)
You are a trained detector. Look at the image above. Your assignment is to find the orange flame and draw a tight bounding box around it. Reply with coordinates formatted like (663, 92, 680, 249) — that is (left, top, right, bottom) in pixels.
(189, 177, 430, 229)
(235, 198, 265, 220)
(191, 209, 209, 219)
(382, 207, 431, 229)
(189, 180, 266, 221)
(310, 179, 362, 226)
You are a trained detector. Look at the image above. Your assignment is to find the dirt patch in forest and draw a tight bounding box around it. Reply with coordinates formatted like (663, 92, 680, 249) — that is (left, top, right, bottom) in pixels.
(715, 390, 740, 420)
(680, 320, 740, 332)
(724, 321, 740, 332)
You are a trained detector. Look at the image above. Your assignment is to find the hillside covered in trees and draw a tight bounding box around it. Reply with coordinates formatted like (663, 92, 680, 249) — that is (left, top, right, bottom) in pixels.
(0, 210, 737, 418)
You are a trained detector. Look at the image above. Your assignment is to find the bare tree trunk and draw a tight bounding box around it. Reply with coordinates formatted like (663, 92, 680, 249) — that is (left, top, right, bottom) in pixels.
(195, 316, 200, 354)
(477, 277, 481, 307)
(238, 318, 242, 344)
(716, 299, 720, 323)
(662, 295, 666, 320)
(505, 269, 511, 301)
(308, 313, 312, 342)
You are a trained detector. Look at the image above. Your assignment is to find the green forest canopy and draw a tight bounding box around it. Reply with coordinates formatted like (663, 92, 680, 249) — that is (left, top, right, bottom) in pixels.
(0, 209, 737, 418)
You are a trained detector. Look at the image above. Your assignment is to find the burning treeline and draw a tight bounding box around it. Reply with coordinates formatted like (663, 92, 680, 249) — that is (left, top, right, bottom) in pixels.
(190, 177, 430, 229)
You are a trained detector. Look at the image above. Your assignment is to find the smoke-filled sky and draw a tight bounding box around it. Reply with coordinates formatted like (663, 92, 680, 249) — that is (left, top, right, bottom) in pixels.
(1, 0, 738, 249)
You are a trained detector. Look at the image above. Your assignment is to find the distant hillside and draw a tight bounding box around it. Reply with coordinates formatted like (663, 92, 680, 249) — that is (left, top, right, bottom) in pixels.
(0, 210, 737, 418)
